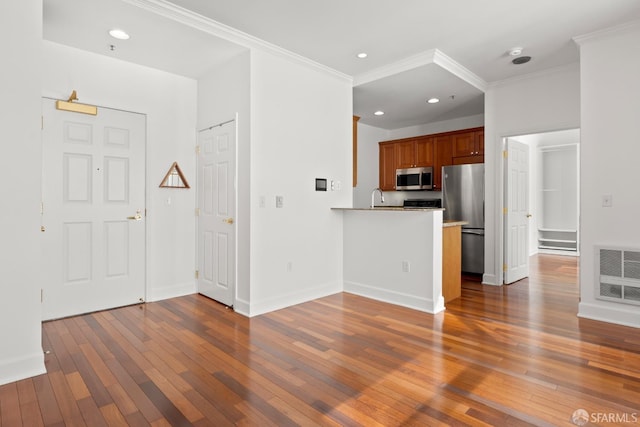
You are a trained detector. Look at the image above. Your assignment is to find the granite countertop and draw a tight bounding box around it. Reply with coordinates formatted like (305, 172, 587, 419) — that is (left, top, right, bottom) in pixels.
(331, 207, 445, 212)
(443, 220, 469, 228)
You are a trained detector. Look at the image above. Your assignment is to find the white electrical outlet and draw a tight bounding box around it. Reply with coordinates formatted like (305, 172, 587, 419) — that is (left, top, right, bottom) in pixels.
(276, 195, 284, 208)
(259, 195, 266, 208)
(602, 195, 613, 207)
(402, 260, 410, 273)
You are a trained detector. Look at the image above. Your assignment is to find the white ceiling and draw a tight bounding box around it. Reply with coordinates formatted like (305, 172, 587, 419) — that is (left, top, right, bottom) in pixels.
(44, 0, 640, 129)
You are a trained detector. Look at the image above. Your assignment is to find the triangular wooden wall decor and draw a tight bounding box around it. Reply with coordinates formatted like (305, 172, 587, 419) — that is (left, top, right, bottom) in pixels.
(159, 162, 190, 188)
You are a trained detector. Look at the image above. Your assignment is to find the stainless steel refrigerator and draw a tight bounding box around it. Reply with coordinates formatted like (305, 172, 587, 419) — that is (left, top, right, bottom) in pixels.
(442, 164, 484, 274)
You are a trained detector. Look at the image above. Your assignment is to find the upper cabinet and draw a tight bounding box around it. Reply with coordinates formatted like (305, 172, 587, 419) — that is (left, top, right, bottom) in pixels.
(433, 135, 453, 191)
(452, 129, 484, 165)
(379, 142, 396, 191)
(379, 127, 484, 190)
(394, 138, 434, 169)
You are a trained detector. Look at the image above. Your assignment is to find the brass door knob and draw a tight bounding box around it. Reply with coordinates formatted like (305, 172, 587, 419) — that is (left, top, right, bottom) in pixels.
(222, 218, 234, 224)
(127, 209, 142, 220)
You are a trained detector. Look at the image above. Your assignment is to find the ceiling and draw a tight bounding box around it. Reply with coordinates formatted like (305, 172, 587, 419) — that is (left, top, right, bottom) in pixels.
(44, 0, 640, 130)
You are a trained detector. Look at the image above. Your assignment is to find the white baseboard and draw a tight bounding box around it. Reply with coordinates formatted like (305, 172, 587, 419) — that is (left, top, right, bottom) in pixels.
(344, 280, 445, 314)
(578, 302, 640, 329)
(233, 298, 250, 317)
(482, 273, 499, 286)
(0, 351, 46, 387)
(146, 281, 196, 303)
(244, 280, 342, 317)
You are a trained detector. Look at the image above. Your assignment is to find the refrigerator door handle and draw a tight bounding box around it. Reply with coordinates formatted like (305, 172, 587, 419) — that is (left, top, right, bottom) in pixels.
(462, 229, 485, 236)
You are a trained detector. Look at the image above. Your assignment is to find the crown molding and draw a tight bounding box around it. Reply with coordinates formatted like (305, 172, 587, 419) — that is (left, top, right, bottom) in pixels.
(353, 49, 438, 86)
(122, 0, 352, 83)
(353, 48, 486, 92)
(432, 50, 487, 92)
(573, 19, 640, 45)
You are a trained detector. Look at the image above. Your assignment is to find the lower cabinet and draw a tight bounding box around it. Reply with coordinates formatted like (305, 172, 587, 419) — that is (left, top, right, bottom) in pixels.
(442, 224, 462, 303)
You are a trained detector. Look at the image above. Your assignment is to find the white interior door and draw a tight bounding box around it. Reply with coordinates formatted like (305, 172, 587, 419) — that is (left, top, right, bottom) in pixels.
(504, 138, 530, 284)
(197, 120, 236, 306)
(41, 98, 146, 320)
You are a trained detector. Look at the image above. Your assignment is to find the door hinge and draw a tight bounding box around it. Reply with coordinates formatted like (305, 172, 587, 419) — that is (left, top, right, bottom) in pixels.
(195, 145, 201, 155)
(195, 270, 199, 279)
(195, 208, 200, 216)
(503, 207, 508, 215)
(503, 150, 508, 158)
(503, 264, 508, 272)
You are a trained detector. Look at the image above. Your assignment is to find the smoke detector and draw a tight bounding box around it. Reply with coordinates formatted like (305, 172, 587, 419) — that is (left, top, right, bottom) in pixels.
(508, 47, 523, 56)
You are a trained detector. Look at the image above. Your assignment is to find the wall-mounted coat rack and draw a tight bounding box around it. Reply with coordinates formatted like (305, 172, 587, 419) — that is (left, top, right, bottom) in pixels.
(55, 90, 98, 115)
(159, 162, 190, 188)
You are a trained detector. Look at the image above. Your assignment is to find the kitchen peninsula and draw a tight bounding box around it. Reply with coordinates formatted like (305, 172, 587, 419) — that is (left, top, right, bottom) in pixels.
(334, 207, 447, 314)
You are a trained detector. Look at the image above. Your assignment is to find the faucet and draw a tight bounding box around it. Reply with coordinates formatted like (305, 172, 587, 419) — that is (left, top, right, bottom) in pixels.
(370, 188, 384, 208)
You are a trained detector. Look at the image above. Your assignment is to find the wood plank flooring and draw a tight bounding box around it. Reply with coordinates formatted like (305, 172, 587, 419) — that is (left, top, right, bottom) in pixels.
(2, 254, 640, 426)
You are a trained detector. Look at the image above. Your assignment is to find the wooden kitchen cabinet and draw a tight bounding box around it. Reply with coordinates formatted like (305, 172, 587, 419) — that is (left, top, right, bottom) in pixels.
(394, 137, 434, 169)
(432, 135, 453, 191)
(442, 224, 462, 303)
(379, 142, 396, 191)
(452, 129, 484, 164)
(379, 127, 483, 190)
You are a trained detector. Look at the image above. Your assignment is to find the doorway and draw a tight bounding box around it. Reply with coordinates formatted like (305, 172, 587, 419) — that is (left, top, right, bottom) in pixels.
(41, 98, 147, 320)
(502, 129, 580, 284)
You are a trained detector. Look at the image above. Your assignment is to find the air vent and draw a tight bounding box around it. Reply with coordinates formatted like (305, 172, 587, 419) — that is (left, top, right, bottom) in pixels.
(596, 246, 640, 306)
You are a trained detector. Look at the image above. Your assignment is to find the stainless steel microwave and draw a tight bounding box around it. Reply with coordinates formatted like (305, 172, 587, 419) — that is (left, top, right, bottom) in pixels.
(396, 167, 433, 190)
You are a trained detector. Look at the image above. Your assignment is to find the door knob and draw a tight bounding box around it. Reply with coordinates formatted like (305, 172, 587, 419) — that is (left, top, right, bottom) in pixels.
(127, 209, 142, 221)
(526, 214, 533, 218)
(222, 218, 234, 224)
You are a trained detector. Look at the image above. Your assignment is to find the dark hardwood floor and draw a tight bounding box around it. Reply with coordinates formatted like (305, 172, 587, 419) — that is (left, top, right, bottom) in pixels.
(2, 254, 639, 426)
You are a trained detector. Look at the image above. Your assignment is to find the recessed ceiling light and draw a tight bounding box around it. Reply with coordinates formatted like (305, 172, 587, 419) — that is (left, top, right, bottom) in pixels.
(357, 53, 368, 59)
(427, 98, 439, 104)
(374, 110, 384, 116)
(109, 29, 130, 40)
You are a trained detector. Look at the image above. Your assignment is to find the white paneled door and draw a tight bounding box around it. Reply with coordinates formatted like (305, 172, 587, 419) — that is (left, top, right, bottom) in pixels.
(41, 99, 146, 320)
(197, 120, 236, 307)
(504, 138, 530, 284)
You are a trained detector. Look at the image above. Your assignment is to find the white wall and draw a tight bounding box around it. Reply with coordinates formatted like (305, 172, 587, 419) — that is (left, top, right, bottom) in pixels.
(42, 41, 199, 302)
(0, 0, 46, 386)
(354, 123, 389, 207)
(576, 22, 640, 328)
(197, 51, 251, 305)
(484, 64, 580, 285)
(247, 49, 353, 316)
(343, 210, 444, 314)
(388, 114, 485, 140)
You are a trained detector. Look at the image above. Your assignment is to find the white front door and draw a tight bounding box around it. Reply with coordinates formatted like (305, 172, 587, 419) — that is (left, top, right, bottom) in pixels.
(197, 120, 236, 306)
(504, 138, 530, 284)
(41, 98, 146, 320)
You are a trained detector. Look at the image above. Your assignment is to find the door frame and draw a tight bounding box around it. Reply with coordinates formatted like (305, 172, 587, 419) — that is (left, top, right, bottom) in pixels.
(497, 127, 581, 286)
(195, 116, 238, 307)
